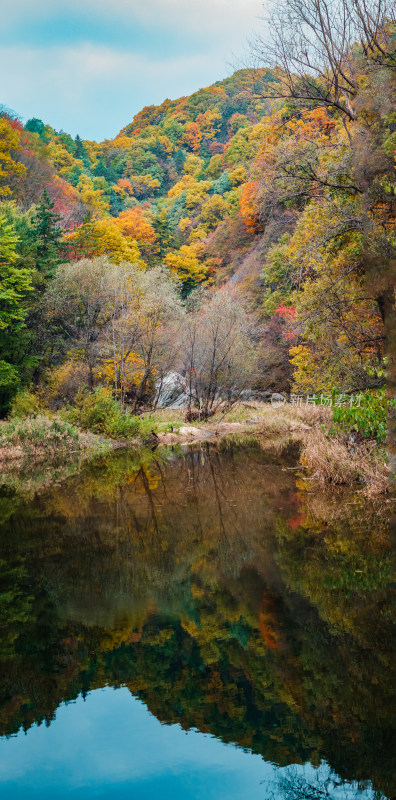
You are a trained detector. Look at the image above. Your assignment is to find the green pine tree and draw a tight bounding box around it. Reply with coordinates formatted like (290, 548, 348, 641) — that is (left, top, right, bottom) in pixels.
(153, 209, 173, 260)
(33, 189, 62, 277)
(0, 215, 34, 414)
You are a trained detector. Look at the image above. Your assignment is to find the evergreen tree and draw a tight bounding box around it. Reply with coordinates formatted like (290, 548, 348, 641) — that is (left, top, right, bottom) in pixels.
(0, 216, 34, 414)
(24, 118, 45, 138)
(174, 149, 186, 173)
(33, 189, 62, 277)
(74, 135, 85, 159)
(153, 209, 173, 260)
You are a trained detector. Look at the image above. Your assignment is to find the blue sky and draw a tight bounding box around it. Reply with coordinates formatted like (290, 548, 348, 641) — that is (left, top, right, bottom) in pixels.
(0, 0, 264, 141)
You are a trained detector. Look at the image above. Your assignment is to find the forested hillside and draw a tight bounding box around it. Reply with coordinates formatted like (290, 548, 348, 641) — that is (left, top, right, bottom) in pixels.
(0, 0, 394, 420)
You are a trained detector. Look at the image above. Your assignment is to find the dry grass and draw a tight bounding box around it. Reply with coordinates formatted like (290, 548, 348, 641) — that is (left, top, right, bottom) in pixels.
(255, 403, 331, 432)
(0, 414, 108, 467)
(150, 401, 327, 428)
(300, 429, 389, 493)
(255, 404, 389, 496)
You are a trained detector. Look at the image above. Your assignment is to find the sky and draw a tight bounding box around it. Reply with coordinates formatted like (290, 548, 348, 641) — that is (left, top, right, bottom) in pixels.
(0, 0, 265, 142)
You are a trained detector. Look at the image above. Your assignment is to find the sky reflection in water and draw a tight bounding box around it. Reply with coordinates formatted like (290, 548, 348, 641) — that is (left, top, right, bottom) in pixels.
(0, 442, 393, 799)
(0, 687, 275, 799)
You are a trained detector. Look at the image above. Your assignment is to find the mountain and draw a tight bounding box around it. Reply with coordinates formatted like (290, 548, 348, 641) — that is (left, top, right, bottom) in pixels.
(0, 46, 394, 409)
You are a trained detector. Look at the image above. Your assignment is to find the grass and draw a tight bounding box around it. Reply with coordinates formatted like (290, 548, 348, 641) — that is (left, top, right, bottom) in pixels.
(65, 388, 158, 441)
(254, 404, 389, 495)
(0, 414, 109, 467)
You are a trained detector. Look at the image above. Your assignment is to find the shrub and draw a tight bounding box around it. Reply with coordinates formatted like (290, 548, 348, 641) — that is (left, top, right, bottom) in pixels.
(9, 390, 42, 418)
(331, 388, 391, 443)
(44, 360, 90, 409)
(67, 388, 143, 439)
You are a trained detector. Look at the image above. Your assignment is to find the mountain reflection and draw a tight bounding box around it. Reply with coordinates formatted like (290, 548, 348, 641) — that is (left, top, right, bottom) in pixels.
(0, 439, 394, 798)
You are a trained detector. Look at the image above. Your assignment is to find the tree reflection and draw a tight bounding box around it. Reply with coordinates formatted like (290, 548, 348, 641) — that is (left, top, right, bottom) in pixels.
(0, 440, 394, 798)
(268, 764, 387, 800)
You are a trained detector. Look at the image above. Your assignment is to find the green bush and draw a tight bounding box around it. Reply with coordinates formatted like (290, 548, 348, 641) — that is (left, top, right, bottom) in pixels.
(332, 388, 391, 443)
(9, 390, 42, 419)
(67, 388, 144, 439)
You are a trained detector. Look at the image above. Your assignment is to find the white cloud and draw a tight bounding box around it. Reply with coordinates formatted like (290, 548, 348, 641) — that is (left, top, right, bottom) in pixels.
(2, 0, 263, 37)
(0, 1, 266, 139)
(113, 0, 263, 37)
(0, 42, 239, 139)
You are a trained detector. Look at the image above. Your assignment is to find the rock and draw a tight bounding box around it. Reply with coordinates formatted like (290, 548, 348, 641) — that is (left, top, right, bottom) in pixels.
(157, 433, 180, 444)
(240, 390, 273, 403)
(270, 393, 286, 407)
(154, 372, 189, 408)
(216, 422, 244, 431)
(178, 426, 212, 438)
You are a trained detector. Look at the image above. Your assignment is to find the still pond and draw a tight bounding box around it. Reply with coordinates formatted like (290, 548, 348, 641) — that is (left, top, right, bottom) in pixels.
(0, 439, 394, 799)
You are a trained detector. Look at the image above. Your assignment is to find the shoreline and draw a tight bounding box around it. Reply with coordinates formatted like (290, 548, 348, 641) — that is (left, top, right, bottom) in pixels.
(0, 404, 390, 498)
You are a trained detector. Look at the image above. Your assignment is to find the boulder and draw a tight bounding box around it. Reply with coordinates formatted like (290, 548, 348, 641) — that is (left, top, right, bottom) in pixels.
(155, 372, 189, 408)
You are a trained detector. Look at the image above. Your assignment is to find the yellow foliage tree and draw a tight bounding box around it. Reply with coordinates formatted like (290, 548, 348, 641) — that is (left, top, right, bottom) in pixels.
(183, 155, 204, 177)
(196, 107, 222, 140)
(115, 207, 156, 245)
(96, 352, 145, 396)
(0, 119, 26, 196)
(77, 174, 110, 216)
(165, 244, 208, 293)
(200, 194, 227, 228)
(65, 217, 145, 265)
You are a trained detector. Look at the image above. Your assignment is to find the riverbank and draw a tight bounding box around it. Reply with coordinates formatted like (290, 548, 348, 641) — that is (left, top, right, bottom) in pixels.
(151, 403, 390, 496)
(254, 404, 390, 497)
(0, 404, 390, 497)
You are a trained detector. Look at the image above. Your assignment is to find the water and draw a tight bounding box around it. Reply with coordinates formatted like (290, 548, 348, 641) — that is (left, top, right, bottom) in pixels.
(0, 439, 394, 799)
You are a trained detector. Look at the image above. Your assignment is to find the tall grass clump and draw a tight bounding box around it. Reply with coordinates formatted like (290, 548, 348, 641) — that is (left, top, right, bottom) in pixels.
(0, 414, 84, 465)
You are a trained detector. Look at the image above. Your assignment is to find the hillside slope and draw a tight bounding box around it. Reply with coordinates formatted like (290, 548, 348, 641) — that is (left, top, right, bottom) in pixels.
(0, 30, 394, 409)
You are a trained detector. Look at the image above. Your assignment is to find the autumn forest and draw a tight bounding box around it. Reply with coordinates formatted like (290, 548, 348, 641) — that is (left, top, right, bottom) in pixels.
(0, 0, 395, 797)
(0, 0, 394, 436)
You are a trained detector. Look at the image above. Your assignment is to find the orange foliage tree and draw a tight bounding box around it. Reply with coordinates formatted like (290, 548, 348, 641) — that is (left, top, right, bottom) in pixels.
(114, 207, 156, 246)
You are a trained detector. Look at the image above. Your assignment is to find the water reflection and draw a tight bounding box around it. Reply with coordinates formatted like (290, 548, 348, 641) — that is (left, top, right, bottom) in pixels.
(0, 439, 394, 798)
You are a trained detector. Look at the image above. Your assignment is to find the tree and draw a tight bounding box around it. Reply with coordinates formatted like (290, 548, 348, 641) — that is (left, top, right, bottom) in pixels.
(25, 118, 46, 138)
(183, 122, 203, 152)
(164, 245, 208, 296)
(200, 194, 227, 228)
(115, 207, 156, 245)
(45, 256, 116, 387)
(128, 268, 184, 411)
(251, 0, 395, 121)
(153, 208, 173, 259)
(46, 259, 183, 406)
(180, 289, 258, 418)
(0, 216, 33, 330)
(64, 215, 144, 265)
(0, 216, 34, 413)
(0, 117, 26, 197)
(32, 189, 62, 277)
(74, 135, 85, 159)
(77, 173, 110, 215)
